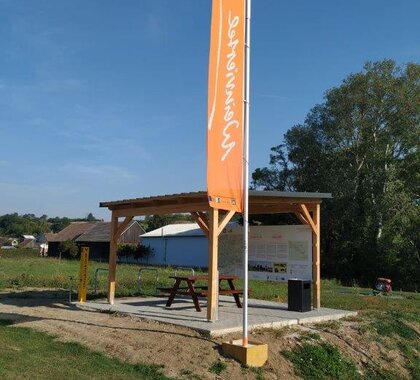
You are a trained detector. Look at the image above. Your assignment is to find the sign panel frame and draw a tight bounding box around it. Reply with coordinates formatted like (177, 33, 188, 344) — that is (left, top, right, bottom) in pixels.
(219, 225, 313, 282)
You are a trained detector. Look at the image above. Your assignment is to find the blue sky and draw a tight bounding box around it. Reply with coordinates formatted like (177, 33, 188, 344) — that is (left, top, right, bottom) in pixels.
(0, 0, 419, 220)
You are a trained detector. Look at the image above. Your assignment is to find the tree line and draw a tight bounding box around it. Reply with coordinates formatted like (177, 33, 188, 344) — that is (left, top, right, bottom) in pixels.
(0, 213, 100, 237)
(0, 212, 194, 239)
(252, 60, 419, 291)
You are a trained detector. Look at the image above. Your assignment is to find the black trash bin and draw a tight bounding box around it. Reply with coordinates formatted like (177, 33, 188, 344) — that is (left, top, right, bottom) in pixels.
(288, 279, 311, 312)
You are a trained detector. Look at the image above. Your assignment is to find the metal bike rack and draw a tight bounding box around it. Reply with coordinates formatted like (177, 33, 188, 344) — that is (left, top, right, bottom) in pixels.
(137, 268, 159, 295)
(68, 276, 74, 303)
(174, 267, 195, 276)
(94, 268, 109, 294)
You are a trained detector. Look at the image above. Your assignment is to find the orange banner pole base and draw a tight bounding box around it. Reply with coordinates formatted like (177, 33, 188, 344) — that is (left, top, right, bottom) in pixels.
(222, 339, 268, 367)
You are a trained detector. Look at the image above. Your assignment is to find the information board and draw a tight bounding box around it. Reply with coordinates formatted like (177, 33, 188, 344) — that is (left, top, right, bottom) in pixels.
(219, 225, 312, 281)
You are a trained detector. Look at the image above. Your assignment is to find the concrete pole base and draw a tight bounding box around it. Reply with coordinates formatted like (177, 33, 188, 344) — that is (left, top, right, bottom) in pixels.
(222, 339, 268, 367)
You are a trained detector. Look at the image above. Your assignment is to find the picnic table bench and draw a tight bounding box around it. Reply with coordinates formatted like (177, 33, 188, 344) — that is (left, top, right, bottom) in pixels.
(158, 274, 243, 312)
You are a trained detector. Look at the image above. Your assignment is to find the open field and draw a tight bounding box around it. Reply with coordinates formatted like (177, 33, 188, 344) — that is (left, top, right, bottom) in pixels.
(0, 249, 419, 379)
(0, 249, 418, 314)
(0, 320, 170, 380)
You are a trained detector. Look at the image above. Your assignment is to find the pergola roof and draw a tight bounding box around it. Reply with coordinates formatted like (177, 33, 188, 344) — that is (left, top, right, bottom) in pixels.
(102, 190, 330, 316)
(99, 190, 332, 217)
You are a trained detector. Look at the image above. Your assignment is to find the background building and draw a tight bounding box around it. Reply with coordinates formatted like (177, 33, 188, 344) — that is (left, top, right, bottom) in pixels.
(48, 221, 145, 261)
(141, 223, 208, 268)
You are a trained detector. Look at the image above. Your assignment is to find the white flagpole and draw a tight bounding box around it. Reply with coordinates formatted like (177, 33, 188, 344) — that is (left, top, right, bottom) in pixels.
(243, 0, 251, 347)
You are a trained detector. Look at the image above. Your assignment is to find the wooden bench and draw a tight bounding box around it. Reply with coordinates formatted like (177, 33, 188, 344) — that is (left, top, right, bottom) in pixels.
(157, 286, 208, 293)
(198, 289, 247, 308)
(198, 289, 243, 296)
(161, 275, 243, 312)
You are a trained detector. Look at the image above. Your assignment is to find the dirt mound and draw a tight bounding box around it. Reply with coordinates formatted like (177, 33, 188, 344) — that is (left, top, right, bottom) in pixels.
(0, 290, 414, 379)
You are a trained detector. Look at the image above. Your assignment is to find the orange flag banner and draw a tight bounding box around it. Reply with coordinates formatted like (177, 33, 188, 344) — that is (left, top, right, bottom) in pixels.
(207, 0, 245, 213)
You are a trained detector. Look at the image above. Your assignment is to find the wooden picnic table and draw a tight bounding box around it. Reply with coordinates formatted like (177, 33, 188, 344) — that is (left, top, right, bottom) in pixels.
(158, 274, 243, 312)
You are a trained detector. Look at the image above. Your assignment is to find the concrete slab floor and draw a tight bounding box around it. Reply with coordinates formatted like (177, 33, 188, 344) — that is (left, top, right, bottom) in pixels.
(77, 296, 357, 337)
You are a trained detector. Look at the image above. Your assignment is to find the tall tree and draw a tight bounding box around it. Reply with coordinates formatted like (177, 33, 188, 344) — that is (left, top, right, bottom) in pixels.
(48, 217, 71, 233)
(253, 60, 419, 289)
(0, 213, 49, 236)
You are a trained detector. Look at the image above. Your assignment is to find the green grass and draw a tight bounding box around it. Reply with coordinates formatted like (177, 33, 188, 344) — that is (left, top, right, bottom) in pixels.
(231, 277, 420, 316)
(283, 341, 360, 380)
(398, 341, 420, 380)
(372, 313, 418, 341)
(363, 366, 401, 380)
(0, 249, 206, 298)
(1, 249, 419, 316)
(369, 311, 420, 379)
(278, 320, 414, 380)
(250, 366, 265, 380)
(0, 319, 172, 380)
(209, 359, 227, 375)
(1, 250, 419, 379)
(179, 368, 201, 379)
(299, 330, 321, 341)
(314, 320, 342, 331)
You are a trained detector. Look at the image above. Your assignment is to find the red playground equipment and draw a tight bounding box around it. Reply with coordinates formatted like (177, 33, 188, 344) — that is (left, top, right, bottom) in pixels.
(374, 278, 392, 293)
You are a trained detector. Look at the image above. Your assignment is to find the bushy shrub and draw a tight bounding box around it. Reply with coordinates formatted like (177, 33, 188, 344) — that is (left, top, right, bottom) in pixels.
(117, 244, 137, 258)
(117, 244, 154, 262)
(58, 240, 79, 259)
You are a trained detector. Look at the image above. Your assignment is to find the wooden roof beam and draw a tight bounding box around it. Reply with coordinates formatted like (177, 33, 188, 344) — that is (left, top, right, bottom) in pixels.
(298, 204, 316, 234)
(190, 211, 210, 238)
(114, 216, 134, 240)
(217, 210, 236, 236)
(112, 202, 210, 217)
(294, 211, 310, 226)
(249, 197, 321, 205)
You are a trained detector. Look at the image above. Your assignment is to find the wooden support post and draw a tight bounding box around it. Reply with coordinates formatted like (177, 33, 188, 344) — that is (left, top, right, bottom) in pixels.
(298, 204, 316, 234)
(107, 214, 119, 305)
(295, 211, 309, 226)
(296, 203, 321, 309)
(115, 216, 134, 239)
(217, 210, 236, 236)
(207, 208, 219, 322)
(190, 212, 210, 238)
(312, 203, 321, 309)
(107, 215, 133, 304)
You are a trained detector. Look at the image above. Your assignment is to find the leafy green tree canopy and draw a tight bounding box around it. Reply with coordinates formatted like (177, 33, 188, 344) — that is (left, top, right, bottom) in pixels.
(253, 60, 419, 290)
(57, 240, 79, 259)
(0, 213, 102, 236)
(0, 213, 49, 237)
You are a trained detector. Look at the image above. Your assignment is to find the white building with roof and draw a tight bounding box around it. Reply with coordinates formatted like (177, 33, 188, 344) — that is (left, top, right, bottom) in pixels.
(141, 223, 208, 267)
(20, 234, 37, 249)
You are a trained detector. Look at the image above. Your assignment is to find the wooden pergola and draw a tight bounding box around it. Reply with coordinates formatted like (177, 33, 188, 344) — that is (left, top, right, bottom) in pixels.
(100, 190, 331, 322)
